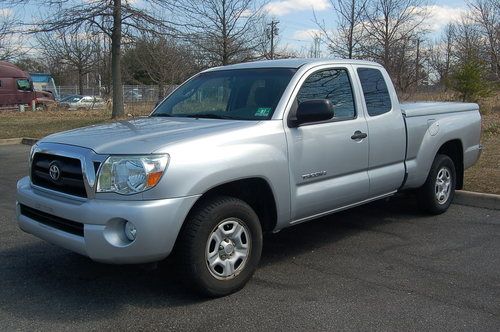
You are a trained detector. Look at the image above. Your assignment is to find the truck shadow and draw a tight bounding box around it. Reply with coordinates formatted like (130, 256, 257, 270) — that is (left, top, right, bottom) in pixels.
(0, 194, 423, 322)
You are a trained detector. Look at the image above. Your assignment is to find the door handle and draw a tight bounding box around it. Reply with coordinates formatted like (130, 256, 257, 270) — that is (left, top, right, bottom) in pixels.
(351, 130, 367, 140)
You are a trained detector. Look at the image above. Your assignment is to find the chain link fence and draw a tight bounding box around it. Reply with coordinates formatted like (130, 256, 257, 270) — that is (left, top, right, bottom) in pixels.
(57, 85, 178, 102)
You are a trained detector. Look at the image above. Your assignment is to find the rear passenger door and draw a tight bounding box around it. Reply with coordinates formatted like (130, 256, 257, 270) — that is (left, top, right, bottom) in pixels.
(355, 67, 406, 196)
(285, 66, 370, 222)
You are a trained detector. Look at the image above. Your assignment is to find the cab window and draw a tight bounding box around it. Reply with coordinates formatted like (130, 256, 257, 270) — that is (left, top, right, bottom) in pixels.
(297, 68, 356, 119)
(357, 68, 392, 116)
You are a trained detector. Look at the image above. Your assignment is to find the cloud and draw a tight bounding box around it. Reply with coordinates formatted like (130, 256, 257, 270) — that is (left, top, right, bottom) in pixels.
(293, 28, 322, 40)
(0, 8, 13, 17)
(423, 5, 466, 31)
(265, 0, 331, 16)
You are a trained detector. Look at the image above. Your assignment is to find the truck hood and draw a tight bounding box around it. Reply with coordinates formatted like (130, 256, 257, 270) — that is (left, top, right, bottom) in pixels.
(41, 117, 259, 154)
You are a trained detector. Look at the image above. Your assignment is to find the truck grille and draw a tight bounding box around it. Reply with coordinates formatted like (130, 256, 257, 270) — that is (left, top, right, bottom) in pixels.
(20, 204, 84, 236)
(31, 153, 87, 198)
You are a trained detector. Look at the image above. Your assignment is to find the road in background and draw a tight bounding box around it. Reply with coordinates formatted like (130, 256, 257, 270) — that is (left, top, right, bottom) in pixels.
(1, 144, 499, 331)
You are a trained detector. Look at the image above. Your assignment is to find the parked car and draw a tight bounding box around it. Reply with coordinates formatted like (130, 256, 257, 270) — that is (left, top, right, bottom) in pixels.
(0, 61, 56, 111)
(59, 95, 106, 111)
(124, 89, 143, 102)
(58, 94, 83, 103)
(16, 59, 482, 297)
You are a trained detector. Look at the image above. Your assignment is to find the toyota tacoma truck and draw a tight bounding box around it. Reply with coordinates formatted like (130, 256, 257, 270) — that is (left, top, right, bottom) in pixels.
(16, 59, 482, 296)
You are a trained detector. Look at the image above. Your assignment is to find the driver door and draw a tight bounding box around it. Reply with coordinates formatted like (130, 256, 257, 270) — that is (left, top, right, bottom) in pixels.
(284, 66, 370, 222)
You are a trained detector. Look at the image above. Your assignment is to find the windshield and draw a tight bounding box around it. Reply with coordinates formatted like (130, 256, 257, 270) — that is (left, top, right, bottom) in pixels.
(152, 68, 296, 120)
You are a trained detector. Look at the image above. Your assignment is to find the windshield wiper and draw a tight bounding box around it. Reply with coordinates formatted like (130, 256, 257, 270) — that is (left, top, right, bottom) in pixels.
(184, 113, 235, 120)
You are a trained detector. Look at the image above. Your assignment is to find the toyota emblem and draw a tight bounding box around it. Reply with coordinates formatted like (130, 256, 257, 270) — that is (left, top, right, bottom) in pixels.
(49, 162, 61, 181)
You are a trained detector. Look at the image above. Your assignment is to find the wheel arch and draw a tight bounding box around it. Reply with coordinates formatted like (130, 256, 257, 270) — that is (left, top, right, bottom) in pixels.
(436, 139, 464, 189)
(183, 177, 278, 234)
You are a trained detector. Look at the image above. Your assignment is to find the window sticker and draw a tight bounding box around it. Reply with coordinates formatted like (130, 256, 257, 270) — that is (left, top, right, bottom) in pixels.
(255, 107, 272, 117)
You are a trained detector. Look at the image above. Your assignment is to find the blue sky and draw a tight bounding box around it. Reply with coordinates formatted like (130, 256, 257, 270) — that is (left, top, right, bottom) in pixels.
(2, 0, 469, 56)
(264, 0, 469, 55)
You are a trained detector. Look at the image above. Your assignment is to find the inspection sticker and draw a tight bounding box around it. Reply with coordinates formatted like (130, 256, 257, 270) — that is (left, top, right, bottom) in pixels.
(255, 107, 272, 117)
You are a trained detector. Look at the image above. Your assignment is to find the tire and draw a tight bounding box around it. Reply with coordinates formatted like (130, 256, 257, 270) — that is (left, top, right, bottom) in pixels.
(176, 196, 262, 297)
(417, 154, 456, 214)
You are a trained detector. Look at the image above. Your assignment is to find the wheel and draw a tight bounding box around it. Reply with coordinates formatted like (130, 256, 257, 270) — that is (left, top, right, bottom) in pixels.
(177, 196, 262, 297)
(417, 154, 456, 214)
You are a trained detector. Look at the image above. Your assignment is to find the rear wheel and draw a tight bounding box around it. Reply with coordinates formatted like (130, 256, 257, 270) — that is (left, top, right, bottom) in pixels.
(177, 196, 262, 297)
(417, 154, 456, 214)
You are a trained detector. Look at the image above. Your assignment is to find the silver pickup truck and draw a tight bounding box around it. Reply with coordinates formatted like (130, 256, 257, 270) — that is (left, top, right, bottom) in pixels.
(16, 59, 482, 296)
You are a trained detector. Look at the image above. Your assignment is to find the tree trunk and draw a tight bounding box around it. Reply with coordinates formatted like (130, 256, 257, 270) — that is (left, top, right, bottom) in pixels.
(111, 0, 123, 118)
(158, 82, 164, 101)
(221, 0, 228, 65)
(78, 68, 84, 95)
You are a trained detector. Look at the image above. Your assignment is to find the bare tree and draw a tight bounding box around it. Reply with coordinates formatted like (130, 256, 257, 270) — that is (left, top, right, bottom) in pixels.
(0, 9, 21, 60)
(176, 0, 268, 66)
(314, 0, 367, 59)
(31, 0, 172, 118)
(36, 26, 98, 95)
(428, 23, 455, 88)
(125, 33, 199, 99)
(453, 16, 486, 63)
(467, 0, 500, 81)
(361, 0, 429, 92)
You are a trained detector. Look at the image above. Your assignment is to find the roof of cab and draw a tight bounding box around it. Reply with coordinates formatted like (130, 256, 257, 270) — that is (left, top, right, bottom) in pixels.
(0, 61, 29, 78)
(204, 58, 382, 72)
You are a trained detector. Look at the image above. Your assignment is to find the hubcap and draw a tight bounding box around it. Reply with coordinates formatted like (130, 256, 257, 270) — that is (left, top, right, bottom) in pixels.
(205, 218, 251, 280)
(435, 167, 452, 204)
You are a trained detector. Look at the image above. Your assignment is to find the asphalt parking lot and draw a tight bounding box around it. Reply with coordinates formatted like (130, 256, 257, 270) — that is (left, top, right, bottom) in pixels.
(1, 144, 499, 331)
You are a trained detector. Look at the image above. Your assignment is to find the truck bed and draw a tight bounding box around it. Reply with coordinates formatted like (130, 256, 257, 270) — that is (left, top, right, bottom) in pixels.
(401, 102, 479, 117)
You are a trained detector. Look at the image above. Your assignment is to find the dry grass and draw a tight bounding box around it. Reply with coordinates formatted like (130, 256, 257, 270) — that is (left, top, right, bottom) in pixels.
(0, 103, 153, 139)
(463, 111, 500, 194)
(0, 99, 498, 194)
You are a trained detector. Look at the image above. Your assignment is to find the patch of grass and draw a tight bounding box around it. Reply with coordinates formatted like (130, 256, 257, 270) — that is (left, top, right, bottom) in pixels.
(0, 103, 153, 139)
(463, 112, 500, 194)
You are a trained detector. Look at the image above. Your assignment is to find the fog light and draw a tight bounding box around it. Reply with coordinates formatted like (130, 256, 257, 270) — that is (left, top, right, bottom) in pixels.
(124, 221, 137, 241)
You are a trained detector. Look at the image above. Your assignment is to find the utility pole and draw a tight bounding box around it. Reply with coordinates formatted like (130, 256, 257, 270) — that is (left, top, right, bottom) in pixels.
(267, 20, 279, 59)
(312, 35, 321, 58)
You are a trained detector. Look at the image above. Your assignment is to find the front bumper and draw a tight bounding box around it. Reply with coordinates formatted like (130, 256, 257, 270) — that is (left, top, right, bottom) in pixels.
(16, 176, 200, 264)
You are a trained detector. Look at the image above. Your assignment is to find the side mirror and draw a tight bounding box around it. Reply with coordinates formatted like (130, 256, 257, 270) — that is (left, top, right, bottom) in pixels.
(289, 99, 334, 127)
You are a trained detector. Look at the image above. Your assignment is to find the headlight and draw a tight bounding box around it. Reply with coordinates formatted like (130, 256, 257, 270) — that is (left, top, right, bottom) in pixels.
(29, 143, 38, 164)
(96, 154, 169, 195)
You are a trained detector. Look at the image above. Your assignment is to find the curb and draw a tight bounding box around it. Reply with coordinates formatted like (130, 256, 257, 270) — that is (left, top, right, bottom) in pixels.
(0, 138, 38, 146)
(0, 138, 22, 145)
(453, 191, 500, 210)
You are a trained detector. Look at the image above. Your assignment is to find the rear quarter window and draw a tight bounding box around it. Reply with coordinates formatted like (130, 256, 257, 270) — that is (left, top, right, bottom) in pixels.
(357, 68, 392, 116)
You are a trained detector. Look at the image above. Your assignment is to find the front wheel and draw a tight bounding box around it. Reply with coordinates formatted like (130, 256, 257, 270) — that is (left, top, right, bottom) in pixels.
(417, 154, 456, 214)
(177, 196, 262, 297)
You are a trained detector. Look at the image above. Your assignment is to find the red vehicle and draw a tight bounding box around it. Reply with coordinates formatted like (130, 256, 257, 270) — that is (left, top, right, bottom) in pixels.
(0, 61, 55, 110)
